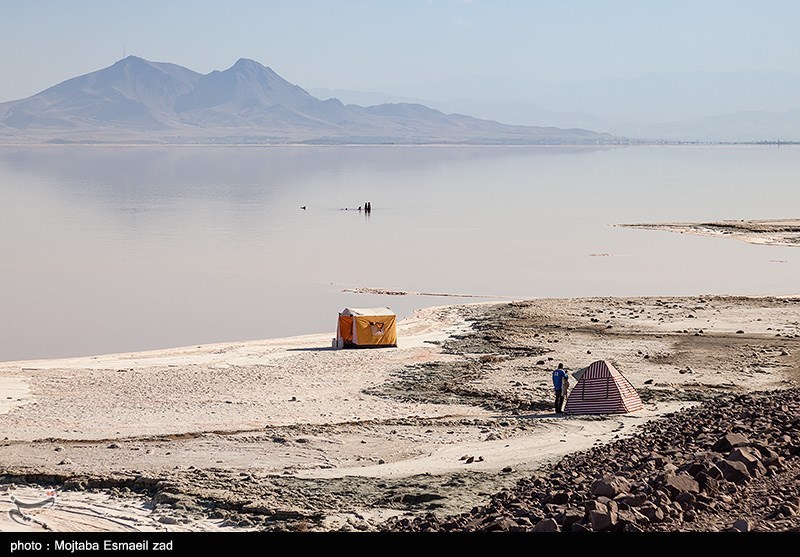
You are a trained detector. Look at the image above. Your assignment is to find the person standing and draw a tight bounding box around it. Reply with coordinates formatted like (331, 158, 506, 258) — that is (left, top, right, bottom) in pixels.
(552, 363, 568, 414)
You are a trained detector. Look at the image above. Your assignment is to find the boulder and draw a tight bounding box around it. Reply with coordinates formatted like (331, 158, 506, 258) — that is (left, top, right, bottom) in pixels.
(716, 459, 751, 484)
(727, 447, 760, 466)
(618, 493, 648, 507)
(664, 473, 700, 498)
(584, 500, 607, 514)
(751, 443, 779, 461)
(486, 516, 520, 532)
(557, 509, 584, 530)
(727, 447, 767, 477)
(647, 452, 672, 468)
(616, 509, 642, 528)
(640, 504, 665, 523)
(590, 474, 631, 498)
(730, 518, 751, 532)
(589, 509, 616, 532)
(532, 518, 559, 532)
(549, 491, 571, 505)
(712, 433, 750, 453)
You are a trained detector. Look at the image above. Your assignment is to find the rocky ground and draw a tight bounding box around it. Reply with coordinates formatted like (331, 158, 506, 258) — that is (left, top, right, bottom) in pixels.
(385, 388, 800, 532)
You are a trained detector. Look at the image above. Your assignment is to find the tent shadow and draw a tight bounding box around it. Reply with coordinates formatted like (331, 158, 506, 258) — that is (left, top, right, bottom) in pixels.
(285, 347, 335, 352)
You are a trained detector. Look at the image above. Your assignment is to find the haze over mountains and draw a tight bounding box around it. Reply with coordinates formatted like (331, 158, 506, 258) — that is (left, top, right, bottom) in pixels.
(312, 71, 800, 143)
(0, 57, 614, 145)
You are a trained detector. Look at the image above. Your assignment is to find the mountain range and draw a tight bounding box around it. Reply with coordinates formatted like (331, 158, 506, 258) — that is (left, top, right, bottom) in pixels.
(0, 57, 615, 145)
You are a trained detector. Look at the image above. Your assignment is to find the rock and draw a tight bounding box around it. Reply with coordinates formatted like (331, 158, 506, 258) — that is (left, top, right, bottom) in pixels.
(716, 459, 751, 484)
(558, 509, 584, 530)
(152, 491, 183, 505)
(486, 517, 519, 532)
(644, 379, 654, 385)
(54, 446, 64, 452)
(647, 452, 671, 468)
(622, 523, 644, 532)
(57, 459, 72, 466)
(752, 443, 779, 461)
(550, 491, 571, 505)
(704, 462, 724, 479)
(501, 466, 513, 473)
(641, 504, 665, 523)
(532, 518, 559, 532)
(515, 517, 535, 528)
(616, 508, 642, 527)
(63, 479, 87, 491)
(590, 474, 631, 497)
(727, 447, 767, 477)
(664, 473, 700, 497)
(589, 509, 616, 532)
(618, 493, 647, 507)
(158, 516, 180, 525)
(585, 500, 607, 514)
(241, 502, 274, 515)
(731, 518, 751, 532)
(712, 433, 750, 453)
(465, 456, 475, 464)
(107, 443, 121, 449)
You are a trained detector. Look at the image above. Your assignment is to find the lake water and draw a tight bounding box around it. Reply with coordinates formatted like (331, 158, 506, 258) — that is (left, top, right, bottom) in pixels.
(1, 144, 798, 362)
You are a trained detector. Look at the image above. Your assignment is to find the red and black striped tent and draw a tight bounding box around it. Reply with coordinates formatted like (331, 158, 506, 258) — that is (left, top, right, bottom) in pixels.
(564, 360, 643, 415)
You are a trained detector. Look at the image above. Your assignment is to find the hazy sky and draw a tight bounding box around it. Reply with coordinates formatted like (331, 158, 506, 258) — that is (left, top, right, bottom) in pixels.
(2, 0, 799, 102)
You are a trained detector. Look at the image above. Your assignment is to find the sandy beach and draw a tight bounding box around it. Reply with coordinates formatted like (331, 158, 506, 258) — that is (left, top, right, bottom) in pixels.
(1, 293, 798, 532)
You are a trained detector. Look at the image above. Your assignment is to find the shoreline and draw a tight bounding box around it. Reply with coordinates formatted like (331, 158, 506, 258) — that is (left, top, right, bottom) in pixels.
(2, 294, 799, 532)
(616, 219, 800, 248)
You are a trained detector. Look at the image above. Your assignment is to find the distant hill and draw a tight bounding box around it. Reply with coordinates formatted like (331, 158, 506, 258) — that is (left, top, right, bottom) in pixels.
(316, 71, 800, 142)
(0, 57, 617, 145)
(621, 107, 800, 143)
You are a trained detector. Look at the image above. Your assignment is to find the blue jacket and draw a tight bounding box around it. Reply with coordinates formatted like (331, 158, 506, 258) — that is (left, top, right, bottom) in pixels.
(552, 368, 568, 390)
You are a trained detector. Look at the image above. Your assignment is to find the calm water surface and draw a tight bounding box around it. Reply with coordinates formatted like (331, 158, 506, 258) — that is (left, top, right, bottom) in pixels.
(1, 144, 798, 362)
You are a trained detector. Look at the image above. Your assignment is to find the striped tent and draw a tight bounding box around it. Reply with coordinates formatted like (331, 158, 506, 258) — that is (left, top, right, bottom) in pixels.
(564, 360, 643, 415)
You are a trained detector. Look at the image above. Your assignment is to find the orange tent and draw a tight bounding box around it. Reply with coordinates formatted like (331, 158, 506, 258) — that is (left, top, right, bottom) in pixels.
(334, 307, 397, 349)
